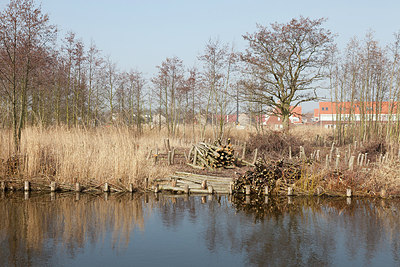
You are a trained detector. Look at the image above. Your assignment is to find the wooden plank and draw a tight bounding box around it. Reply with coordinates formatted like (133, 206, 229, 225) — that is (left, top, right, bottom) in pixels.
(189, 188, 210, 194)
(160, 185, 186, 192)
(172, 175, 232, 184)
(175, 171, 233, 180)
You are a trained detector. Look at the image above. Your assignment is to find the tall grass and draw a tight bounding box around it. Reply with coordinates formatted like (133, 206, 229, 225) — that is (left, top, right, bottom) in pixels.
(1, 126, 177, 187)
(0, 124, 252, 188)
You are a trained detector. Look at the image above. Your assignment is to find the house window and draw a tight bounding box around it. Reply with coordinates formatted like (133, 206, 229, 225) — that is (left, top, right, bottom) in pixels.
(322, 107, 325, 111)
(326, 107, 328, 111)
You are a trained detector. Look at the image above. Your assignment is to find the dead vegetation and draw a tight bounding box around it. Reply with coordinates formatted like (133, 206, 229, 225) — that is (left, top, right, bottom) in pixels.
(1, 125, 400, 197)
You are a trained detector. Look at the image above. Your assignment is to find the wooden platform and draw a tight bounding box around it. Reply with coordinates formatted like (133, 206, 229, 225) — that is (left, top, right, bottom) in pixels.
(154, 172, 234, 194)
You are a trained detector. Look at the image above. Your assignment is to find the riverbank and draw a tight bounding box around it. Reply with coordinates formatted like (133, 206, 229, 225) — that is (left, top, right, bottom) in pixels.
(0, 125, 399, 198)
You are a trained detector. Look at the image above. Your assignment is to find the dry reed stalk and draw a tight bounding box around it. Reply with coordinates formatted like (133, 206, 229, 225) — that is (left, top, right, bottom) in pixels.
(1, 126, 184, 188)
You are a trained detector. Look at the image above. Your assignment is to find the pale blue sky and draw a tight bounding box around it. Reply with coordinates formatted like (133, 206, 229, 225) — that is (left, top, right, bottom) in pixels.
(1, 0, 399, 111)
(28, 0, 399, 74)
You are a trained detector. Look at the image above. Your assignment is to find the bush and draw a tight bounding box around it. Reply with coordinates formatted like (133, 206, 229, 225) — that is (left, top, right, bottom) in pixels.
(246, 131, 310, 159)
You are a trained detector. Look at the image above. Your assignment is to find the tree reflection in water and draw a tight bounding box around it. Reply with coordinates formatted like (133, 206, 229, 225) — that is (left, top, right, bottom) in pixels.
(0, 192, 399, 266)
(0, 192, 146, 266)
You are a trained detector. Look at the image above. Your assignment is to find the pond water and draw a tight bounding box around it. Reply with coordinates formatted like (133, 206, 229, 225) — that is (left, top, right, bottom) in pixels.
(0, 192, 399, 267)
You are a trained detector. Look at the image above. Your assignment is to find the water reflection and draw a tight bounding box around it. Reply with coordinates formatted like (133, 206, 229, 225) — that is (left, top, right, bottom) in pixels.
(0, 192, 399, 266)
(0, 192, 146, 267)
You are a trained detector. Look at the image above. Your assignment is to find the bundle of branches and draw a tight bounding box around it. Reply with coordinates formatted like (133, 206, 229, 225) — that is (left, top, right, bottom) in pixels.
(233, 159, 302, 195)
(187, 140, 235, 169)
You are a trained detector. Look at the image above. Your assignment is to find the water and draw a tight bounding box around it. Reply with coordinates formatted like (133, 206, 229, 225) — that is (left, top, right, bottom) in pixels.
(0, 192, 399, 267)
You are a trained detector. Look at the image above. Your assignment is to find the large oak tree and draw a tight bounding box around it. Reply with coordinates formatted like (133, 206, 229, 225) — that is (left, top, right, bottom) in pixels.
(241, 17, 334, 130)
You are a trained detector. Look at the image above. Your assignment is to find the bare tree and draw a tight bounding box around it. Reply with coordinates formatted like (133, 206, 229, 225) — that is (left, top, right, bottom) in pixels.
(152, 57, 184, 136)
(199, 39, 235, 140)
(241, 17, 334, 131)
(0, 0, 56, 150)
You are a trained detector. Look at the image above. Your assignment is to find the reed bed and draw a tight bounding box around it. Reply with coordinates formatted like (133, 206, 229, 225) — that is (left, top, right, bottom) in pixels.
(0, 126, 189, 189)
(1, 124, 400, 195)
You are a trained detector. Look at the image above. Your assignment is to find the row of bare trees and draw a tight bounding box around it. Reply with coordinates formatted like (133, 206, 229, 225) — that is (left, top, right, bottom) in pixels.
(0, 1, 243, 150)
(4, 0, 400, 153)
(329, 31, 400, 144)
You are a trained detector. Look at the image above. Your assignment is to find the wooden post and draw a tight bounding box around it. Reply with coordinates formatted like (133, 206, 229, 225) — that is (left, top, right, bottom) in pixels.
(201, 180, 207, 189)
(1, 181, 6, 191)
(24, 191, 29, 200)
(242, 142, 247, 159)
(348, 156, 355, 171)
(50, 181, 57, 192)
(171, 148, 175, 165)
(75, 182, 81, 192)
(145, 177, 149, 188)
(288, 196, 293, 204)
(50, 192, 56, 201)
(346, 188, 352, 197)
(171, 179, 177, 187)
(335, 155, 340, 170)
(289, 146, 292, 160)
(329, 142, 335, 162)
(229, 182, 234, 195)
(208, 185, 214, 194)
(167, 151, 172, 165)
(359, 154, 364, 166)
(316, 150, 320, 162)
(287, 186, 293, 196)
(154, 184, 160, 193)
(129, 183, 134, 193)
(252, 148, 258, 165)
(245, 195, 250, 204)
(103, 182, 110, 193)
(264, 185, 269, 195)
(75, 192, 80, 201)
(154, 154, 158, 165)
(201, 196, 207, 204)
(245, 185, 251, 195)
(325, 154, 329, 169)
(299, 146, 305, 159)
(24, 181, 30, 192)
(184, 184, 189, 194)
(346, 197, 351, 205)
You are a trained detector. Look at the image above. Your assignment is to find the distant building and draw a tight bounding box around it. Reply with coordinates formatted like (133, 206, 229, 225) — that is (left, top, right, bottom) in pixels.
(314, 101, 400, 128)
(263, 106, 302, 129)
(152, 114, 166, 125)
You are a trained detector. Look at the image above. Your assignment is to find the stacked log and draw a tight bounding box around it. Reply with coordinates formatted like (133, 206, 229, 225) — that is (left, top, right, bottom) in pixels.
(233, 159, 302, 195)
(188, 140, 235, 169)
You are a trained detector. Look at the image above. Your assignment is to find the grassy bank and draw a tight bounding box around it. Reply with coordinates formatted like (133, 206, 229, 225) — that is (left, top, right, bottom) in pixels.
(0, 125, 399, 197)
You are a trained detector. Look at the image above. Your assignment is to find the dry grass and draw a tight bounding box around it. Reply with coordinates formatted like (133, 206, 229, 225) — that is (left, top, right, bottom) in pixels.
(0, 126, 188, 188)
(0, 124, 253, 189)
(1, 124, 400, 195)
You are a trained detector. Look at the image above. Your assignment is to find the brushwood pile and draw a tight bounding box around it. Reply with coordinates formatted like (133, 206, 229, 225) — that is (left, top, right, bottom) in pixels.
(233, 159, 302, 195)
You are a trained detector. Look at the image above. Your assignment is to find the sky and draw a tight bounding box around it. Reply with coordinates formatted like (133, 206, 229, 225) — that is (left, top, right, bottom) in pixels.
(1, 0, 399, 111)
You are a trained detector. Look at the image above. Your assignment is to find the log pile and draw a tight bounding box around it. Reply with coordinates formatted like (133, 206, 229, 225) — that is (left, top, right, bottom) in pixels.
(233, 159, 302, 195)
(187, 140, 235, 169)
